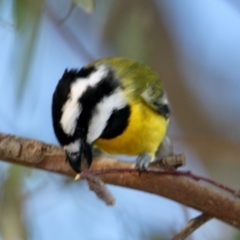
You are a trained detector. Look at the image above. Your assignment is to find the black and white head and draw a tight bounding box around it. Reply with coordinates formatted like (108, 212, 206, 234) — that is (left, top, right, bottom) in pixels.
(52, 64, 129, 172)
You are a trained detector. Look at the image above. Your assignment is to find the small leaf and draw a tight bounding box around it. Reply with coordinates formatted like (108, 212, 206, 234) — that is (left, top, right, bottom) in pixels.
(73, 0, 95, 13)
(11, 0, 44, 99)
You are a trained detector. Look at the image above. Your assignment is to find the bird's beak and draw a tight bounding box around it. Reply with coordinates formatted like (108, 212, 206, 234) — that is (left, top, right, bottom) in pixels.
(66, 151, 81, 173)
(82, 142, 93, 169)
(66, 142, 93, 173)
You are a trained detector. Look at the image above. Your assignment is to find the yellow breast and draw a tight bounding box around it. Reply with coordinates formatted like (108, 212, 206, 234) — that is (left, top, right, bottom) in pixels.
(94, 99, 168, 158)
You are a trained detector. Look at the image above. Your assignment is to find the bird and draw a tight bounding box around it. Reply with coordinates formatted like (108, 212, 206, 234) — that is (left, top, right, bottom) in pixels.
(52, 57, 173, 173)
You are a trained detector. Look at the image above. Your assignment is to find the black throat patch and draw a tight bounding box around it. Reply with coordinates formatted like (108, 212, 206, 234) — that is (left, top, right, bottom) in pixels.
(99, 105, 131, 139)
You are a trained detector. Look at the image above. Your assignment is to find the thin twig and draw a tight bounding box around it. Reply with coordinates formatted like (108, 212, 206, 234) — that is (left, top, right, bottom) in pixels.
(172, 213, 212, 240)
(81, 173, 116, 206)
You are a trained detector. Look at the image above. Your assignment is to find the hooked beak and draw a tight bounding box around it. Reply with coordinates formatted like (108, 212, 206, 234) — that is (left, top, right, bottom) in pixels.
(66, 142, 93, 173)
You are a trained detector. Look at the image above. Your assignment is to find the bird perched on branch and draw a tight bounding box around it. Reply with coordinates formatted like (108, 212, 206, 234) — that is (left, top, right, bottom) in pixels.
(52, 58, 173, 173)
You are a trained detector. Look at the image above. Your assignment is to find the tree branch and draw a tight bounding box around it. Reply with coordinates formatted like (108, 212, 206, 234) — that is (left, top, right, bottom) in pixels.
(0, 133, 240, 229)
(172, 213, 212, 240)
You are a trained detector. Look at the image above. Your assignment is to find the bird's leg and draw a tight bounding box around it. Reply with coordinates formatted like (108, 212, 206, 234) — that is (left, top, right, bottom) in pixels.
(152, 136, 185, 170)
(133, 136, 173, 170)
(133, 153, 151, 170)
(155, 136, 174, 159)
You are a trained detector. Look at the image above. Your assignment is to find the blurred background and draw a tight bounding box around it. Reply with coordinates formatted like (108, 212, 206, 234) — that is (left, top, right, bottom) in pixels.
(0, 0, 240, 239)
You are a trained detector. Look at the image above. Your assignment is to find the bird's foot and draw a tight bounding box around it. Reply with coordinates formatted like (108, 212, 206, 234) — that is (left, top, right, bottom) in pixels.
(132, 153, 151, 171)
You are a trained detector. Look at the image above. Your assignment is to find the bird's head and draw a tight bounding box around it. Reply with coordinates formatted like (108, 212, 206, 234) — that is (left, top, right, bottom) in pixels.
(51, 66, 98, 172)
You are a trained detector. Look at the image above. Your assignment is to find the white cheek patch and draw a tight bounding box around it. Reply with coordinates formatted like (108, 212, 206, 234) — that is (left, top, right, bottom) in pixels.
(87, 89, 127, 143)
(60, 65, 107, 136)
(64, 140, 80, 153)
(61, 98, 82, 136)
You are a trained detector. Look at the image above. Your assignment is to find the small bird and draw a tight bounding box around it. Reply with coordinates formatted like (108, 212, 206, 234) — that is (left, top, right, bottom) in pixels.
(52, 58, 173, 173)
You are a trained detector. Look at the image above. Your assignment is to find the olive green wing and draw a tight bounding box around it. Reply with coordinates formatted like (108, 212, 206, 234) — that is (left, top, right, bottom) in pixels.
(111, 58, 170, 118)
(93, 57, 170, 118)
(140, 82, 170, 118)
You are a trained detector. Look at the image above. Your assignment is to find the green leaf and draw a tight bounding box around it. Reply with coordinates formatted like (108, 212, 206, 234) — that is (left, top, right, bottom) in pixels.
(11, 0, 44, 99)
(73, 0, 95, 13)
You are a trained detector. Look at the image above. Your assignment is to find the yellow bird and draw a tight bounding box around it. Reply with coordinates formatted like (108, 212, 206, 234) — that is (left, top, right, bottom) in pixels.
(52, 58, 172, 172)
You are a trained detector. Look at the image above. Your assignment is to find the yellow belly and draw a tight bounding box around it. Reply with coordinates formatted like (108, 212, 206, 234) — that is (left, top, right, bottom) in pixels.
(94, 100, 168, 158)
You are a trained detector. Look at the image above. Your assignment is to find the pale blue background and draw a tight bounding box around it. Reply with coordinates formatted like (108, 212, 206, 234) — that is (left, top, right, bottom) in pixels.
(1, 0, 240, 239)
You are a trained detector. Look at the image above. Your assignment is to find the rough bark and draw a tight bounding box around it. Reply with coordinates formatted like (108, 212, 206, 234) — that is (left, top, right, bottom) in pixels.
(0, 133, 240, 229)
